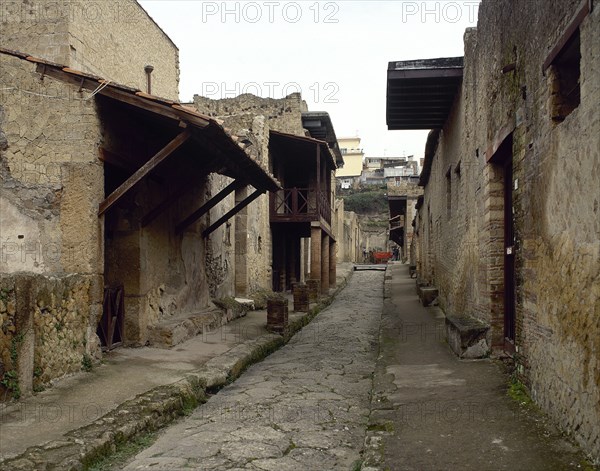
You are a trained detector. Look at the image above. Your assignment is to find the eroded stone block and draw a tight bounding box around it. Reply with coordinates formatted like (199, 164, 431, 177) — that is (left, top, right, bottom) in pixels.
(445, 314, 490, 359)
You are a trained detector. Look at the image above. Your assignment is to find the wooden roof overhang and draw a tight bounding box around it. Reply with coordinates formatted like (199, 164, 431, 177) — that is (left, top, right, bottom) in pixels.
(269, 130, 336, 170)
(0, 48, 280, 237)
(301, 112, 344, 167)
(386, 57, 463, 130)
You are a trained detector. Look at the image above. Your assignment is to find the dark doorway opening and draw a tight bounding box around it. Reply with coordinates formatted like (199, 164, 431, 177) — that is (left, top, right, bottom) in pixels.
(491, 134, 516, 351)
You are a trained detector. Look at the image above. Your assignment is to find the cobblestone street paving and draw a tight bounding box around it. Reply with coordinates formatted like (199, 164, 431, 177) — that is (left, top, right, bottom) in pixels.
(124, 271, 384, 471)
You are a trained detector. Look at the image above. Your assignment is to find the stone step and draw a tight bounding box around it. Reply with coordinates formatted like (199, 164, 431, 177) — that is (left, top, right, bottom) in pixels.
(147, 305, 245, 348)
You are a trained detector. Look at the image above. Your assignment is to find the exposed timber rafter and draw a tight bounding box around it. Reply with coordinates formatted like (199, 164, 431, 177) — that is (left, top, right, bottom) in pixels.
(98, 129, 192, 216)
(176, 179, 246, 234)
(202, 189, 265, 238)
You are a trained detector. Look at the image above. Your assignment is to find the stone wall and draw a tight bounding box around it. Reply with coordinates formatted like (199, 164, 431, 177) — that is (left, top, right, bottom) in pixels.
(0, 53, 104, 393)
(1, 0, 180, 100)
(0, 53, 104, 276)
(414, 0, 599, 460)
(0, 273, 101, 399)
(334, 198, 363, 264)
(194, 93, 308, 138)
(194, 93, 311, 297)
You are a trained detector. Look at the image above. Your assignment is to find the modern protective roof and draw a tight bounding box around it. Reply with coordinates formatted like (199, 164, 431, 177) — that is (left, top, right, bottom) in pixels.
(386, 57, 463, 130)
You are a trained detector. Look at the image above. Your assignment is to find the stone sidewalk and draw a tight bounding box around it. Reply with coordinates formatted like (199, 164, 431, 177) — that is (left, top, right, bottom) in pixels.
(0, 263, 354, 470)
(121, 269, 385, 470)
(362, 263, 592, 471)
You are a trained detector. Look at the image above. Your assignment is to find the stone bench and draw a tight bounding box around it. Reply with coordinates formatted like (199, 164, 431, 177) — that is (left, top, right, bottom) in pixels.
(445, 314, 490, 359)
(418, 285, 439, 306)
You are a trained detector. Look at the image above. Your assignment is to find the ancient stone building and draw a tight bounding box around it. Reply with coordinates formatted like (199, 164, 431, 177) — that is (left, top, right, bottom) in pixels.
(0, 2, 277, 397)
(1, 0, 179, 100)
(333, 198, 364, 264)
(387, 179, 422, 264)
(193, 94, 345, 295)
(387, 0, 599, 461)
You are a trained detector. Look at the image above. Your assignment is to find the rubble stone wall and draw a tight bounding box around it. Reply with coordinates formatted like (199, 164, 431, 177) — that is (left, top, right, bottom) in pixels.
(416, 0, 599, 459)
(0, 273, 101, 399)
(194, 93, 308, 137)
(0, 54, 104, 276)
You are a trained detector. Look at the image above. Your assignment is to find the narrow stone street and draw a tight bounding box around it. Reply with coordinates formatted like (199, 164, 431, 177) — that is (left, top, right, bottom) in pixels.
(121, 265, 591, 471)
(123, 270, 384, 471)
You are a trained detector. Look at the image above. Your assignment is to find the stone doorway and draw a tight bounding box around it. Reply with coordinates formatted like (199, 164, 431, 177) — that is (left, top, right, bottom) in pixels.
(488, 133, 516, 352)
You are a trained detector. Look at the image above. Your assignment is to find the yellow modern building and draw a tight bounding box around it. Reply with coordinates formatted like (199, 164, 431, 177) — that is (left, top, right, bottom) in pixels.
(336, 137, 364, 189)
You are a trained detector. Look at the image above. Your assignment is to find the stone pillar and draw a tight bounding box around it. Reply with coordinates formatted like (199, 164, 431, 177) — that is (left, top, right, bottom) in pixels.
(310, 226, 321, 283)
(303, 238, 310, 281)
(15, 277, 34, 397)
(329, 240, 336, 289)
(321, 233, 330, 293)
(267, 297, 288, 334)
(306, 278, 320, 302)
(292, 282, 309, 312)
(234, 187, 248, 296)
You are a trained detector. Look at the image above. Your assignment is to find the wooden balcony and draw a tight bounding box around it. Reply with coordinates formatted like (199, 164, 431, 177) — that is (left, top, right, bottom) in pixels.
(270, 187, 331, 225)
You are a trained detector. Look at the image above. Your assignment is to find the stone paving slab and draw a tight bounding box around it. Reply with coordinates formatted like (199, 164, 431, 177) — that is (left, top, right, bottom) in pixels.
(122, 270, 385, 471)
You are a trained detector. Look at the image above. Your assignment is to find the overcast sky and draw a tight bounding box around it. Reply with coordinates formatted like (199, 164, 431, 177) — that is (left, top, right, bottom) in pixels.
(139, 0, 480, 160)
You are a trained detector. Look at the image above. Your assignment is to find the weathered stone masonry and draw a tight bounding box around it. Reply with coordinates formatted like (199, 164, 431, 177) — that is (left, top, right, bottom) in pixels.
(0, 1, 281, 398)
(408, 0, 599, 461)
(1, 0, 179, 100)
(0, 52, 104, 397)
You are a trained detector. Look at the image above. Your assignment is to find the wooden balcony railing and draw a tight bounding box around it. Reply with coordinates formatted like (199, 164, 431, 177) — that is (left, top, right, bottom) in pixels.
(270, 187, 331, 225)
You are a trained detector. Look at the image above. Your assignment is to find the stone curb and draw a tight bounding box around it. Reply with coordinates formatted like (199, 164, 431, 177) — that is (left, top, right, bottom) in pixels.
(0, 270, 353, 471)
(361, 266, 392, 471)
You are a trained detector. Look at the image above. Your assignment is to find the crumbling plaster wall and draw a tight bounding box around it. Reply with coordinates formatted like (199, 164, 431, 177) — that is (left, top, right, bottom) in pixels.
(417, 0, 599, 459)
(1, 0, 180, 100)
(0, 54, 104, 394)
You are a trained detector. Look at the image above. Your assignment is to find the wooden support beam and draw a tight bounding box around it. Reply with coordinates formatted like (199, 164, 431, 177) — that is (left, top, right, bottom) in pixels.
(99, 148, 163, 183)
(98, 129, 191, 216)
(202, 189, 264, 238)
(141, 156, 218, 227)
(176, 179, 246, 234)
(37, 65, 210, 129)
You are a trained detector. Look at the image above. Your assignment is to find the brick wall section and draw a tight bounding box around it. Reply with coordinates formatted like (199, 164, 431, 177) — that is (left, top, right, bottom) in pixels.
(415, 0, 599, 460)
(1, 0, 180, 100)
